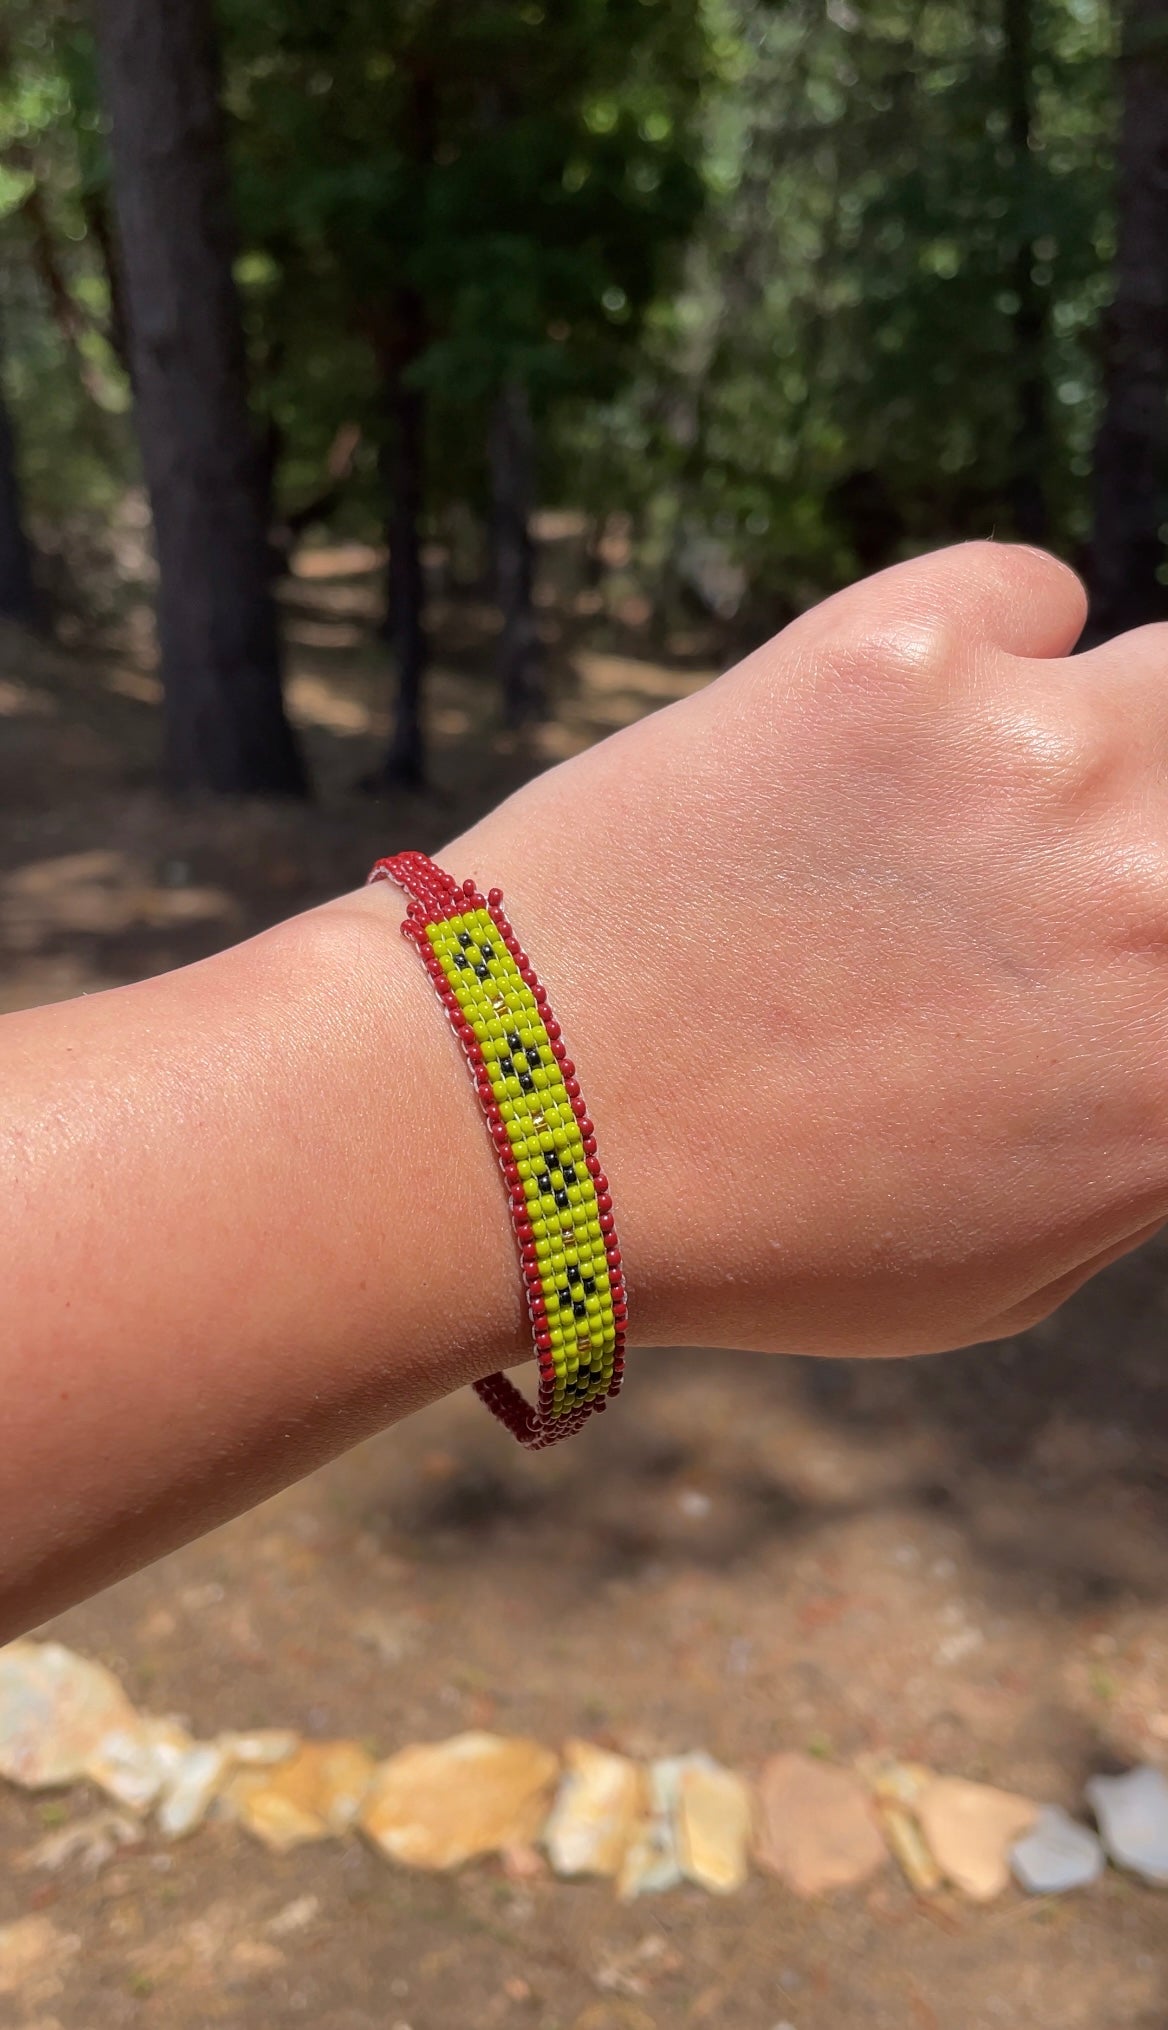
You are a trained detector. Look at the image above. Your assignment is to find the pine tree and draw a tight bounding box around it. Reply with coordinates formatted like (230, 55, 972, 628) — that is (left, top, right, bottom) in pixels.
(93, 0, 306, 794)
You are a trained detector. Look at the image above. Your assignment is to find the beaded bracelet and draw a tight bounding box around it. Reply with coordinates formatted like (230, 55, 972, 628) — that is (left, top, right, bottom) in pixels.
(367, 850, 627, 1448)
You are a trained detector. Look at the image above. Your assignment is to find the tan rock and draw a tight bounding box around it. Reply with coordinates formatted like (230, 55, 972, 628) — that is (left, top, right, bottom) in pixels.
(754, 1752, 887, 1897)
(875, 1800, 942, 1895)
(545, 1740, 647, 1878)
(501, 1841, 547, 1882)
(361, 1731, 559, 1870)
(227, 1740, 376, 1852)
(674, 1752, 751, 1895)
(571, 2008, 656, 2030)
(868, 1761, 942, 1895)
(0, 1916, 79, 2001)
(915, 1776, 1039, 1902)
(0, 1642, 138, 1789)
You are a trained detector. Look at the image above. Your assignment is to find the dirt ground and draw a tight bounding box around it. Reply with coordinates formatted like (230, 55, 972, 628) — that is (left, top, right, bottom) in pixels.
(2, 548, 1168, 2030)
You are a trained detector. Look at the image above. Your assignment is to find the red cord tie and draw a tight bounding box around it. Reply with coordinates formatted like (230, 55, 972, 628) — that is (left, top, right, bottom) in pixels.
(368, 851, 626, 1448)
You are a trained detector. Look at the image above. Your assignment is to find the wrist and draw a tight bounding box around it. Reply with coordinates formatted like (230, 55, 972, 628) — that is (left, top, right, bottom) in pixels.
(307, 886, 533, 1404)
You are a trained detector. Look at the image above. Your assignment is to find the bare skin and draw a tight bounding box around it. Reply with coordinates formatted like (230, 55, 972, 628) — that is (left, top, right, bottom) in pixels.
(3, 540, 1166, 1637)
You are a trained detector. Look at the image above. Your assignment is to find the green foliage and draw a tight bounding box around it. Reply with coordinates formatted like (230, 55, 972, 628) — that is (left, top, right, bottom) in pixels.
(219, 0, 707, 524)
(0, 0, 1128, 620)
(0, 0, 132, 524)
(558, 0, 1116, 618)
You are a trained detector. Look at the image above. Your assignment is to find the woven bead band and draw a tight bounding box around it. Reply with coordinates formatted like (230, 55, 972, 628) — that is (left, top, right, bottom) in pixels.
(368, 850, 627, 1448)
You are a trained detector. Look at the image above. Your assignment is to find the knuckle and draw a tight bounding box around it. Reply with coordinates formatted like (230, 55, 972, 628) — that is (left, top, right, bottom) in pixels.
(980, 690, 1112, 807)
(812, 615, 955, 707)
(1111, 839, 1168, 931)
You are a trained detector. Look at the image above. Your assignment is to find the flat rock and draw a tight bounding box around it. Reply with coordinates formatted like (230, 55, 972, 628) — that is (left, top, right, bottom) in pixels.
(673, 1752, 751, 1895)
(1011, 1805, 1104, 1894)
(915, 1776, 1038, 1902)
(228, 1740, 376, 1851)
(618, 1760, 685, 1899)
(86, 1716, 194, 1815)
(754, 1752, 887, 1897)
(361, 1732, 559, 1870)
(1087, 1766, 1168, 1886)
(545, 1740, 646, 1878)
(0, 1642, 138, 1789)
(157, 1741, 233, 1839)
(867, 1762, 941, 1895)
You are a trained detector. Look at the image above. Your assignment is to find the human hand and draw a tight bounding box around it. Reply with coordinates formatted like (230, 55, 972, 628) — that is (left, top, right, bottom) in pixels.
(450, 542, 1168, 1357)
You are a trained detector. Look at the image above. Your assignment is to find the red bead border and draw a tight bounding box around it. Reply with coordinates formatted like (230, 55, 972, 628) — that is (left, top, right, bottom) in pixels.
(368, 851, 627, 1449)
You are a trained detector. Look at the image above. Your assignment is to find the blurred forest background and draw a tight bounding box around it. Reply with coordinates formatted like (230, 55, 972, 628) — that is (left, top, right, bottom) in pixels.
(0, 0, 1163, 798)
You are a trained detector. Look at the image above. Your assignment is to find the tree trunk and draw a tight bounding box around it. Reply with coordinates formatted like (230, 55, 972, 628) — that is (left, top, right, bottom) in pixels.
(490, 380, 545, 728)
(1002, 0, 1049, 544)
(0, 317, 38, 627)
(92, 0, 306, 795)
(372, 299, 430, 790)
(1088, 0, 1168, 639)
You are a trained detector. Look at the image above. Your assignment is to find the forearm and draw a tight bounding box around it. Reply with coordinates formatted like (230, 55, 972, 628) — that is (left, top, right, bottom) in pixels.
(0, 884, 530, 1636)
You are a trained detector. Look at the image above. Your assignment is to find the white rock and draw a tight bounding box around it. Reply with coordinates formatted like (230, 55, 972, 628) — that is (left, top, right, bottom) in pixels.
(0, 1642, 138, 1788)
(217, 1729, 299, 1767)
(1011, 1806, 1104, 1894)
(618, 1760, 684, 1899)
(267, 1894, 321, 1937)
(1087, 1766, 1168, 1886)
(157, 1742, 232, 1838)
(85, 1716, 194, 1814)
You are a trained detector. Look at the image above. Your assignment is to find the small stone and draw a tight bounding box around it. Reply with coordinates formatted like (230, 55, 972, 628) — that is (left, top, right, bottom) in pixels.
(867, 1761, 942, 1895)
(157, 1742, 232, 1839)
(501, 1841, 547, 1882)
(1087, 1765, 1168, 1886)
(228, 1937, 285, 1975)
(1010, 1806, 1104, 1894)
(618, 1760, 684, 1899)
(673, 1751, 751, 1895)
(754, 1752, 887, 1897)
(20, 1807, 140, 1875)
(361, 1732, 558, 1870)
(86, 1716, 194, 1815)
(217, 1729, 299, 1767)
(0, 1643, 138, 1788)
(0, 1915, 79, 2000)
(571, 2003, 656, 2030)
(545, 1740, 646, 1878)
(267, 1894, 321, 1937)
(915, 1776, 1038, 1902)
(227, 1740, 376, 1851)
